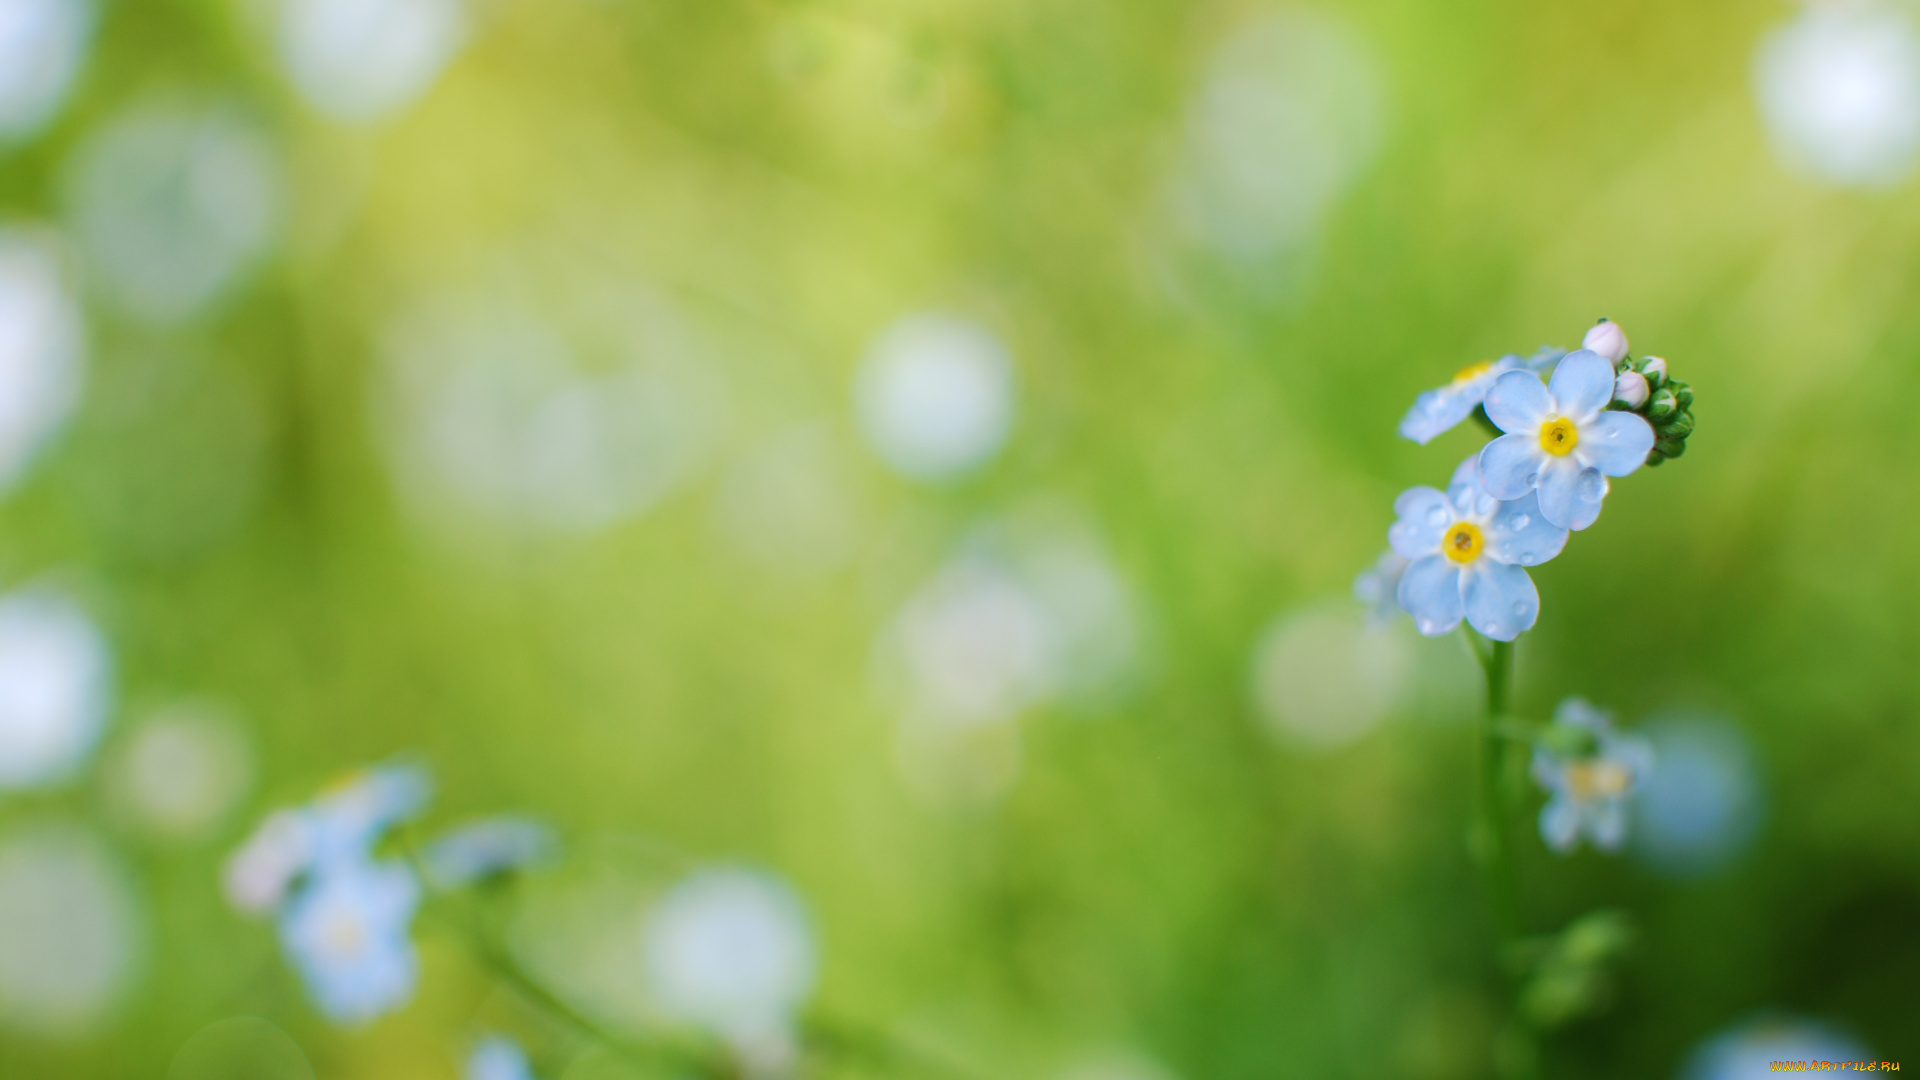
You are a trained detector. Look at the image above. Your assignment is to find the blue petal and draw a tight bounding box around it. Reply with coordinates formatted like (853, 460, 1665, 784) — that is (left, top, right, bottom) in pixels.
(1482, 492, 1568, 568)
(1576, 410, 1655, 476)
(1399, 384, 1480, 444)
(1484, 369, 1552, 432)
(1389, 486, 1452, 559)
(1523, 345, 1567, 373)
(1589, 799, 1628, 850)
(1537, 456, 1605, 531)
(1447, 453, 1493, 513)
(1539, 796, 1581, 853)
(1555, 697, 1612, 731)
(1546, 349, 1614, 422)
(1476, 432, 1545, 500)
(1396, 555, 1464, 636)
(1461, 560, 1538, 642)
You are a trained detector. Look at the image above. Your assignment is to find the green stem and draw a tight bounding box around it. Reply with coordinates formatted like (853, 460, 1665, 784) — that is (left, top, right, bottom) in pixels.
(1468, 631, 1521, 943)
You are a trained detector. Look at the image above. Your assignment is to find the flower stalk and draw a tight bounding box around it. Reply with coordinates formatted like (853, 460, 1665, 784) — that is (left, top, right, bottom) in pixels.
(1466, 630, 1521, 943)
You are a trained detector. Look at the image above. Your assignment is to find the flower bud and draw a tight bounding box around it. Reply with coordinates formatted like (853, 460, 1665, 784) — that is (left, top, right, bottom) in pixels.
(1611, 370, 1650, 409)
(1658, 412, 1694, 439)
(1647, 389, 1678, 422)
(1582, 319, 1629, 363)
(1654, 436, 1686, 459)
(1638, 356, 1668, 386)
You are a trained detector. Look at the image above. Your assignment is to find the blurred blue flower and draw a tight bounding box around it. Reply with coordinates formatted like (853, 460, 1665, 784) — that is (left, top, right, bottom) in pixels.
(1530, 699, 1654, 854)
(1398, 346, 1563, 444)
(1389, 455, 1568, 640)
(305, 762, 433, 865)
(1631, 715, 1764, 877)
(1477, 349, 1654, 531)
(423, 816, 556, 889)
(277, 856, 421, 1024)
(1682, 1013, 1869, 1080)
(467, 1034, 541, 1080)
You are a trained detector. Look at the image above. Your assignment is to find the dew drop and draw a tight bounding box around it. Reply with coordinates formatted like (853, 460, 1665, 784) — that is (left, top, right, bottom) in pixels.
(1520, 554, 1536, 566)
(1512, 602, 1527, 616)
(1510, 514, 1530, 529)
(1427, 507, 1448, 525)
(1524, 472, 1540, 487)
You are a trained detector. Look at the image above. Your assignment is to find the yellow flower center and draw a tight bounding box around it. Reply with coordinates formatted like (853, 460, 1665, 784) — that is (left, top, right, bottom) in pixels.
(1539, 417, 1579, 456)
(1566, 760, 1632, 800)
(1451, 360, 1494, 385)
(1442, 521, 1483, 565)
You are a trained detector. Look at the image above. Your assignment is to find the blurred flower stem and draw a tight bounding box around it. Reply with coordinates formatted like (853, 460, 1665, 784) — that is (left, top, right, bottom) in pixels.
(395, 834, 979, 1080)
(1463, 631, 1521, 940)
(1463, 630, 1544, 1080)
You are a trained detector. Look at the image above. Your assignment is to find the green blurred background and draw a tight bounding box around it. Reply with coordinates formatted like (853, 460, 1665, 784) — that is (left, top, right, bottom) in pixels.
(0, 0, 1916, 1075)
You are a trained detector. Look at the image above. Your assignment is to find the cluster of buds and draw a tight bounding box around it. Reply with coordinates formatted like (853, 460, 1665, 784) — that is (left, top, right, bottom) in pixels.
(1586, 319, 1695, 467)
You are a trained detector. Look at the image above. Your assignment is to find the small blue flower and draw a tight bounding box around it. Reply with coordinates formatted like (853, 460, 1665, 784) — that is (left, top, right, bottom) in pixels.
(278, 856, 422, 1024)
(423, 817, 556, 889)
(305, 762, 433, 865)
(467, 1035, 542, 1080)
(1389, 455, 1569, 641)
(1477, 350, 1655, 531)
(1352, 549, 1409, 626)
(1531, 698, 1654, 854)
(1399, 347, 1565, 444)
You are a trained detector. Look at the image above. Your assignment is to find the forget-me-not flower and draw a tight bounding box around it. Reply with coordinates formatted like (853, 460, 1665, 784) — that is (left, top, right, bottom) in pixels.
(423, 816, 556, 890)
(468, 1034, 542, 1080)
(1390, 456, 1569, 641)
(1531, 698, 1654, 854)
(278, 855, 422, 1024)
(225, 761, 432, 915)
(1477, 349, 1655, 531)
(1399, 347, 1565, 444)
(305, 762, 432, 864)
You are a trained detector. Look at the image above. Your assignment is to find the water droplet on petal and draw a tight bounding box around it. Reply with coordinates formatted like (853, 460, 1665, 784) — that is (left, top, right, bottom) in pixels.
(1523, 472, 1539, 487)
(1427, 507, 1448, 526)
(1512, 602, 1527, 616)
(1510, 514, 1530, 530)
(1520, 554, 1536, 566)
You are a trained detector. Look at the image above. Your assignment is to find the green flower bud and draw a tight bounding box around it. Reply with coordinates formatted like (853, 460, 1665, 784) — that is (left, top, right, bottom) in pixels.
(1654, 436, 1687, 459)
(1658, 412, 1694, 439)
(1647, 390, 1678, 422)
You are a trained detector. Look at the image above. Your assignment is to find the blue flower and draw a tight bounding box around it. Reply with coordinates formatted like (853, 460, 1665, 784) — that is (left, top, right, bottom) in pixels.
(1681, 1014, 1870, 1080)
(1530, 698, 1654, 854)
(278, 856, 422, 1024)
(1476, 350, 1655, 531)
(225, 761, 433, 916)
(305, 762, 433, 865)
(1398, 347, 1565, 444)
(423, 816, 556, 889)
(467, 1035, 542, 1080)
(1389, 455, 1569, 641)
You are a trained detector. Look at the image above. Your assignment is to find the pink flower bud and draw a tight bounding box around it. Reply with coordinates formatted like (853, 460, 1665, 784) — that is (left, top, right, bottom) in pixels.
(1582, 319, 1630, 363)
(1612, 370, 1650, 409)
